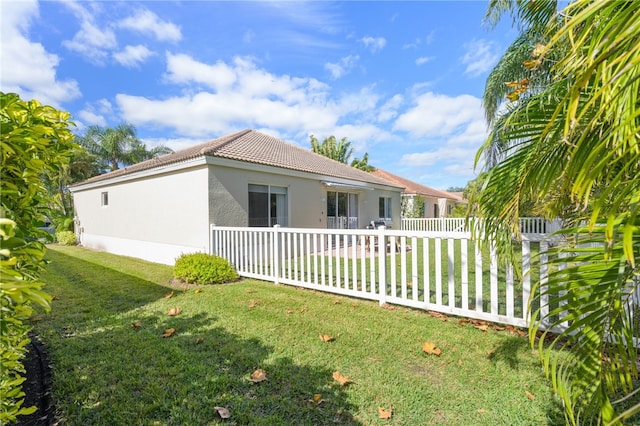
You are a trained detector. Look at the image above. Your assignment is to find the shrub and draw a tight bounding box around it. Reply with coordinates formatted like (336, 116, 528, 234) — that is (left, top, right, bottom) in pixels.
(174, 253, 239, 285)
(1, 92, 75, 423)
(55, 231, 77, 246)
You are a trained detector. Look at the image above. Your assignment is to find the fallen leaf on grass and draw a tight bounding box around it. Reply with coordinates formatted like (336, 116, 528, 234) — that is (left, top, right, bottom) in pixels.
(474, 323, 489, 332)
(428, 311, 448, 321)
(319, 333, 335, 342)
(333, 300, 341, 305)
(162, 328, 176, 338)
(248, 299, 259, 308)
(167, 307, 181, 316)
(164, 291, 174, 299)
(525, 390, 536, 400)
(246, 289, 256, 294)
(422, 341, 442, 356)
(332, 371, 352, 386)
(308, 394, 324, 404)
(131, 321, 142, 328)
(486, 349, 496, 356)
(194, 288, 202, 294)
(378, 406, 393, 419)
(214, 406, 230, 419)
(477, 408, 486, 413)
(250, 369, 267, 383)
(195, 337, 203, 344)
(286, 308, 294, 314)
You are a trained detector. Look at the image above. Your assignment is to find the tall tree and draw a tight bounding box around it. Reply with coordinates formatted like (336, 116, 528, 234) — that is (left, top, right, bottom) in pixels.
(77, 123, 172, 172)
(310, 135, 375, 172)
(476, 1, 640, 424)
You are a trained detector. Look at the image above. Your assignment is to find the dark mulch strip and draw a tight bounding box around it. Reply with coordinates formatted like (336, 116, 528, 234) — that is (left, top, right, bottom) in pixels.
(12, 333, 54, 426)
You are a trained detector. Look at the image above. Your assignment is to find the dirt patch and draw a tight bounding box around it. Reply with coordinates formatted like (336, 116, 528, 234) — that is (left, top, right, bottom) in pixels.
(13, 333, 54, 426)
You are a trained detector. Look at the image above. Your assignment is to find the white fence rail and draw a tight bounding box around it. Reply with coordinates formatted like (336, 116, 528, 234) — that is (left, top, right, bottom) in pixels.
(401, 217, 563, 234)
(210, 224, 562, 330)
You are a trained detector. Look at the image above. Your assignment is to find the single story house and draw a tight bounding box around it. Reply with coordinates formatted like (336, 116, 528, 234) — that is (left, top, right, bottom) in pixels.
(70, 129, 404, 265)
(370, 169, 464, 218)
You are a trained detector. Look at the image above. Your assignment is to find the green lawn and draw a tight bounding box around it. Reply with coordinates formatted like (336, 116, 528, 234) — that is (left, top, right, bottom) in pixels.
(32, 245, 564, 425)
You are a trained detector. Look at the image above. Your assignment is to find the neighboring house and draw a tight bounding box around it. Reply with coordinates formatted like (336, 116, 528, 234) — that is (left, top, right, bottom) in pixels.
(70, 129, 403, 265)
(370, 169, 464, 218)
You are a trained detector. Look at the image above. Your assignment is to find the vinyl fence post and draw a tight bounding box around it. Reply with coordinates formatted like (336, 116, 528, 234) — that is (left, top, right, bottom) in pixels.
(273, 225, 280, 284)
(378, 225, 387, 306)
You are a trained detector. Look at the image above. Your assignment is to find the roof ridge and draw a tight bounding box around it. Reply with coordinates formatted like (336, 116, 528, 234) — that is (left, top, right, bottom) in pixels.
(200, 128, 252, 156)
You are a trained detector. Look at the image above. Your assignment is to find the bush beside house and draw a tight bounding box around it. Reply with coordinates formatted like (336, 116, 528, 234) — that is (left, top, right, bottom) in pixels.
(174, 253, 239, 285)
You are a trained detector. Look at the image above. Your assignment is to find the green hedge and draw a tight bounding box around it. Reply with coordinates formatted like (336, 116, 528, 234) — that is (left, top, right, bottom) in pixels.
(174, 253, 239, 285)
(55, 231, 77, 246)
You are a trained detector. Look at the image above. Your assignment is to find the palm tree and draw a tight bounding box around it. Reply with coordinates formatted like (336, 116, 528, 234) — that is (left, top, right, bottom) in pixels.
(475, 1, 640, 424)
(77, 123, 172, 172)
(310, 135, 375, 171)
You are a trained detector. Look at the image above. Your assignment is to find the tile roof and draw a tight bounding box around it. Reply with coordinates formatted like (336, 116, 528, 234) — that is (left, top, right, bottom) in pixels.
(72, 129, 402, 189)
(370, 168, 462, 201)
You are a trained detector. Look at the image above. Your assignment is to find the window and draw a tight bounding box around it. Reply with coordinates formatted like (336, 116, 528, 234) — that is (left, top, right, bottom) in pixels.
(379, 197, 392, 220)
(248, 184, 288, 227)
(326, 191, 358, 229)
(434, 203, 439, 218)
(101, 192, 108, 206)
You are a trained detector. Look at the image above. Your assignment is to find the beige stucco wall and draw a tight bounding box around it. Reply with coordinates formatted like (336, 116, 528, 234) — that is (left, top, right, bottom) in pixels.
(72, 165, 210, 263)
(206, 163, 402, 229)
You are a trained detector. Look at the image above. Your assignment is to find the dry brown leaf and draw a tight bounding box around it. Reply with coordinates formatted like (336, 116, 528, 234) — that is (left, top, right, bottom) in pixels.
(407, 281, 412, 287)
(525, 390, 536, 400)
(428, 311, 448, 321)
(167, 307, 181, 316)
(486, 349, 496, 356)
(422, 341, 442, 356)
(333, 299, 341, 305)
(195, 337, 204, 344)
(162, 328, 176, 338)
(131, 321, 142, 328)
(194, 288, 202, 294)
(332, 371, 352, 386)
(378, 406, 393, 419)
(250, 369, 267, 383)
(214, 406, 230, 419)
(248, 299, 258, 308)
(286, 308, 293, 314)
(319, 333, 335, 342)
(164, 291, 174, 299)
(246, 289, 256, 294)
(474, 324, 489, 332)
(477, 408, 486, 413)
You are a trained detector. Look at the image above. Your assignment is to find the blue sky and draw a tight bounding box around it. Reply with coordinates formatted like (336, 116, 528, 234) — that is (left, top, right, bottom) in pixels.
(1, 0, 518, 190)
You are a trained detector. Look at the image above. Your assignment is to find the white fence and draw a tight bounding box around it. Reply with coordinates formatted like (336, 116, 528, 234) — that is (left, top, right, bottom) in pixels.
(210, 224, 562, 330)
(401, 217, 563, 234)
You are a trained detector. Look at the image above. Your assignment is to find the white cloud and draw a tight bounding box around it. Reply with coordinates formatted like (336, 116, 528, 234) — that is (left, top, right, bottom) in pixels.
(324, 55, 359, 80)
(77, 109, 106, 127)
(61, 2, 117, 65)
(113, 45, 155, 68)
(118, 9, 182, 42)
(415, 56, 434, 66)
(76, 99, 113, 128)
(394, 91, 483, 137)
(117, 56, 340, 137)
(165, 52, 237, 89)
(360, 36, 386, 53)
(377, 94, 403, 122)
(461, 39, 499, 77)
(0, 0, 80, 106)
(394, 90, 487, 182)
